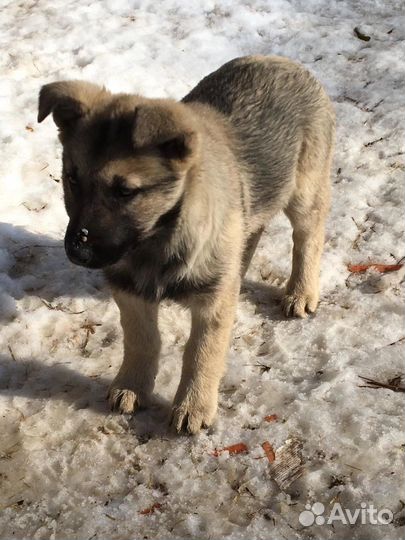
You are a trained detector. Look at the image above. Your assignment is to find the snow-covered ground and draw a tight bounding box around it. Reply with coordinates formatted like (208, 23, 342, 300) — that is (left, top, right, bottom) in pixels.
(0, 0, 404, 538)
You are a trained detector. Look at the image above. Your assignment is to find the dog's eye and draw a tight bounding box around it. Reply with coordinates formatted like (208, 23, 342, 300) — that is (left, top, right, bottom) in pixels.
(112, 176, 141, 199)
(117, 186, 138, 198)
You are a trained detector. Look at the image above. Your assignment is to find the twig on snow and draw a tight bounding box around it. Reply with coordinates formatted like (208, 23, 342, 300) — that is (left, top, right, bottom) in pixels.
(358, 375, 405, 393)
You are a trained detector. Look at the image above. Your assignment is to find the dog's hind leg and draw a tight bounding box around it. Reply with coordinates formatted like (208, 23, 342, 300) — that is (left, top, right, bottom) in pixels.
(108, 290, 161, 413)
(282, 165, 331, 318)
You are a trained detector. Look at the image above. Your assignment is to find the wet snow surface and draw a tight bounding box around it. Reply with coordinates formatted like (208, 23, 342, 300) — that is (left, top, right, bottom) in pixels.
(0, 0, 404, 539)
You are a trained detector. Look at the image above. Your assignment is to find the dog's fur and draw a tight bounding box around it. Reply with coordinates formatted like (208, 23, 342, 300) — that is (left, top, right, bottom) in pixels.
(38, 55, 335, 433)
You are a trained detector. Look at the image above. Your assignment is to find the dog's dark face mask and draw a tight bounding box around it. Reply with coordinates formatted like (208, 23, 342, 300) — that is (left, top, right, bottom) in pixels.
(37, 81, 198, 269)
(62, 171, 141, 269)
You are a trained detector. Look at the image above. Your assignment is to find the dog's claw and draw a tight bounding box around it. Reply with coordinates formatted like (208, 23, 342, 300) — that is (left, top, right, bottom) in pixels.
(170, 399, 215, 435)
(282, 292, 318, 318)
(108, 388, 138, 414)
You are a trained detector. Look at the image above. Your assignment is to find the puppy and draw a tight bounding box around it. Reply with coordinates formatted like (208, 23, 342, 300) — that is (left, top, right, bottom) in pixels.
(38, 55, 335, 433)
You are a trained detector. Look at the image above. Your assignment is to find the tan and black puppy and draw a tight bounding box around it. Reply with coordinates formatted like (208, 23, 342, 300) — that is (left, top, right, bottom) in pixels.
(38, 56, 335, 434)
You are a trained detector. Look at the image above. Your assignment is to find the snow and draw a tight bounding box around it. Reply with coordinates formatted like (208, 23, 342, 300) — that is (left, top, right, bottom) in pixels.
(0, 0, 404, 538)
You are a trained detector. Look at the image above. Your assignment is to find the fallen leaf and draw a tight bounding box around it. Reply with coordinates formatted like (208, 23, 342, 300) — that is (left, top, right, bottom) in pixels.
(211, 443, 248, 457)
(271, 438, 304, 490)
(140, 503, 162, 515)
(347, 263, 403, 273)
(262, 441, 276, 463)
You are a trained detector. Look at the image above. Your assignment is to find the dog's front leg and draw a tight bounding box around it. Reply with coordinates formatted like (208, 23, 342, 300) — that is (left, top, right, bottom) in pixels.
(171, 278, 240, 434)
(108, 289, 161, 414)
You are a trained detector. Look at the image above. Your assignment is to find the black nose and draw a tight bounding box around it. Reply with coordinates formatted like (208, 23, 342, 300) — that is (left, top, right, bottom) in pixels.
(65, 229, 92, 266)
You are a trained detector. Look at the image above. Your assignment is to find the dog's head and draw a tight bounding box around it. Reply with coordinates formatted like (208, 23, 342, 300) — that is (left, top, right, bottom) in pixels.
(38, 81, 199, 268)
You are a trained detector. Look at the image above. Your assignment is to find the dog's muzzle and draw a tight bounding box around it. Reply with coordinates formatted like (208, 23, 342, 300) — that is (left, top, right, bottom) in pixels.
(65, 223, 131, 269)
(65, 228, 93, 266)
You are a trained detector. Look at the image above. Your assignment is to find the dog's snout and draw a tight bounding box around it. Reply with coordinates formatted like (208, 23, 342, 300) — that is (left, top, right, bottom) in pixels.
(65, 227, 93, 266)
(67, 242, 92, 265)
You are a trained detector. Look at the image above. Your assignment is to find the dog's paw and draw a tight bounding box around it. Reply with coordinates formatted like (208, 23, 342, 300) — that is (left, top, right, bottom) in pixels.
(108, 387, 140, 414)
(108, 382, 153, 414)
(170, 390, 217, 435)
(282, 291, 319, 318)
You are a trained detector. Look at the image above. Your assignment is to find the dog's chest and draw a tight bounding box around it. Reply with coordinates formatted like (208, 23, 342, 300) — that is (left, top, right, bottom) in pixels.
(104, 253, 218, 302)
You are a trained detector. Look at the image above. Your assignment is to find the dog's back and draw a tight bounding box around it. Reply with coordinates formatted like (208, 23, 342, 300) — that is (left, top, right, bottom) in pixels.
(183, 55, 335, 216)
(185, 54, 335, 319)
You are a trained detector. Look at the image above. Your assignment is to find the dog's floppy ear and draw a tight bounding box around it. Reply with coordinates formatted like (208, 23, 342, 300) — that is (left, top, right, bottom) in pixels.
(38, 81, 108, 129)
(132, 102, 198, 163)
